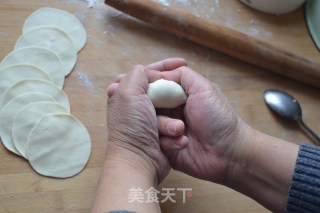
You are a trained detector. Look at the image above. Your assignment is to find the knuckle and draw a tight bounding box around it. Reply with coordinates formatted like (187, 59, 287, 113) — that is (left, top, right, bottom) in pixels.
(177, 65, 190, 72)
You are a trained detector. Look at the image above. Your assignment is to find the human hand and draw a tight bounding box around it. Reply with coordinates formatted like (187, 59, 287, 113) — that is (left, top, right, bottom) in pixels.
(100, 59, 299, 213)
(157, 66, 249, 184)
(106, 58, 187, 183)
(154, 66, 300, 213)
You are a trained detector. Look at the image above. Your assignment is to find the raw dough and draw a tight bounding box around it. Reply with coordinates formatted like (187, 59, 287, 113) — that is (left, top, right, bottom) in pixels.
(27, 113, 91, 178)
(0, 64, 51, 100)
(0, 47, 65, 88)
(0, 92, 55, 155)
(23, 7, 87, 52)
(147, 79, 187, 108)
(0, 7, 91, 178)
(0, 79, 70, 111)
(15, 27, 77, 76)
(12, 101, 68, 159)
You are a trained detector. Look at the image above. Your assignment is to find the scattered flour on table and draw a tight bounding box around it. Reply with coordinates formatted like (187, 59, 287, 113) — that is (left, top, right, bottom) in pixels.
(0, 32, 8, 37)
(87, 0, 105, 8)
(64, 0, 104, 8)
(77, 71, 95, 91)
(158, 0, 170, 6)
(245, 23, 273, 38)
(87, 0, 96, 8)
(158, 0, 201, 7)
(86, 0, 104, 8)
(155, 0, 273, 39)
(214, 0, 220, 8)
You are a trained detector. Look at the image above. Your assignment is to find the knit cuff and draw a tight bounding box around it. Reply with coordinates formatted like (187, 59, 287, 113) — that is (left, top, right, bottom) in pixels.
(286, 144, 320, 212)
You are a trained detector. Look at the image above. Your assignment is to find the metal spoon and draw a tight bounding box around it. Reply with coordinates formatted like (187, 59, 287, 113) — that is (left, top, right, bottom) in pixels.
(264, 89, 320, 145)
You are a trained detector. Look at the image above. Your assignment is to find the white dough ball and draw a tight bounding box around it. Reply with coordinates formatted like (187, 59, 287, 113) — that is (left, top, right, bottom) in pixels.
(147, 79, 187, 108)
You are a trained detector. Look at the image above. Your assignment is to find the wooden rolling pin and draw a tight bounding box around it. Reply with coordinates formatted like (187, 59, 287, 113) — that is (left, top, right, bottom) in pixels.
(105, 0, 320, 88)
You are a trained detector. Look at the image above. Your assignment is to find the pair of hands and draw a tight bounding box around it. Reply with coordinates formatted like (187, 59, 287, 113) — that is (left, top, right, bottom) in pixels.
(106, 58, 247, 185)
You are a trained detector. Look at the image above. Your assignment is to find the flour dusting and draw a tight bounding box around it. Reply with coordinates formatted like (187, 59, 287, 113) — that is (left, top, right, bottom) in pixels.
(87, 0, 96, 8)
(0, 32, 8, 37)
(158, 0, 170, 6)
(214, 0, 220, 8)
(246, 26, 273, 38)
(85, 0, 105, 8)
(78, 71, 95, 90)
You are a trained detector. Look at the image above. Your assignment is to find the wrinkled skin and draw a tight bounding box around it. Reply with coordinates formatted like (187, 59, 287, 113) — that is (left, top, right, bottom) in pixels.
(107, 66, 170, 182)
(107, 59, 246, 184)
(106, 59, 188, 183)
(158, 66, 245, 184)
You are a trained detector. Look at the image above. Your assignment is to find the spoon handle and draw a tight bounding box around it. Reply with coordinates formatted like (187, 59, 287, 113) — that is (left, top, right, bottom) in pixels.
(298, 119, 320, 145)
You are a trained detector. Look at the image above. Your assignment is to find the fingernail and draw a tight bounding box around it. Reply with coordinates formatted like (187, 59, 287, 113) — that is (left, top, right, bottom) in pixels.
(178, 136, 188, 147)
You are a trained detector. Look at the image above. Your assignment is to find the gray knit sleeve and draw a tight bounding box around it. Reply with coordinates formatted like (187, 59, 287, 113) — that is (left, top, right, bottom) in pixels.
(286, 144, 320, 212)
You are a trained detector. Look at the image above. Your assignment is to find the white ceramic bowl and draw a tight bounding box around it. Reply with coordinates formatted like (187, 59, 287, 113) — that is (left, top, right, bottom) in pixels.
(306, 0, 320, 50)
(240, 0, 306, 15)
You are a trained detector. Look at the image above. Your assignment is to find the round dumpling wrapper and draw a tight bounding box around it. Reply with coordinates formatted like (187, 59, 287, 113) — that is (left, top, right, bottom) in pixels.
(0, 47, 64, 88)
(15, 27, 77, 76)
(0, 92, 55, 155)
(12, 101, 68, 159)
(23, 7, 86, 52)
(0, 79, 70, 111)
(0, 64, 52, 101)
(27, 113, 91, 178)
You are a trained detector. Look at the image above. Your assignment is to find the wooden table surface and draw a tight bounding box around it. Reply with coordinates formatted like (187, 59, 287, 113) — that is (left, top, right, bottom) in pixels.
(0, 0, 319, 212)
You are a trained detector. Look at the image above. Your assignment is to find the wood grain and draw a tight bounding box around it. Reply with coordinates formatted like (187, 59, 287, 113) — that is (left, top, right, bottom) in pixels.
(0, 0, 319, 212)
(106, 0, 320, 88)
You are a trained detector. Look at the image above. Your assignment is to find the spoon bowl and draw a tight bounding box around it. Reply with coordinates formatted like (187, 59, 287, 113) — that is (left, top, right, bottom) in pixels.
(264, 89, 302, 121)
(264, 89, 320, 145)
